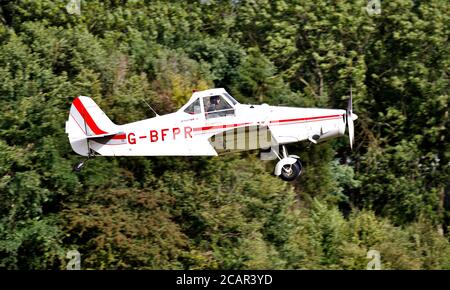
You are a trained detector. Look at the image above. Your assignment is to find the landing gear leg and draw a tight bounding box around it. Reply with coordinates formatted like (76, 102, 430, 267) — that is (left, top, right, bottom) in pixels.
(274, 145, 303, 181)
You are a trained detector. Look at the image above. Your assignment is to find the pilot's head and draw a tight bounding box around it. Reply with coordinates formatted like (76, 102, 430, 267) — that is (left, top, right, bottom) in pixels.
(210, 95, 220, 105)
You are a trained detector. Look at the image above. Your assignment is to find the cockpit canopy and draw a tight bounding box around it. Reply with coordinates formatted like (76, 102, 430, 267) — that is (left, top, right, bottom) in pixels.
(180, 88, 239, 119)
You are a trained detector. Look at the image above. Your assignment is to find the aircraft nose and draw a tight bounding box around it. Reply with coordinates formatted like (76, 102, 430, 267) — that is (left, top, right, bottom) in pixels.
(351, 113, 358, 121)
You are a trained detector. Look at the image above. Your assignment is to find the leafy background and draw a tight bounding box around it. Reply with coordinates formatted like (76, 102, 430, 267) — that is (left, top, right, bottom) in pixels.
(0, 0, 449, 269)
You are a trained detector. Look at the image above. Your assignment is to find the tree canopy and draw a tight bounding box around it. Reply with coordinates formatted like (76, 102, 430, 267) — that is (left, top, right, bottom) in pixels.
(0, 0, 449, 269)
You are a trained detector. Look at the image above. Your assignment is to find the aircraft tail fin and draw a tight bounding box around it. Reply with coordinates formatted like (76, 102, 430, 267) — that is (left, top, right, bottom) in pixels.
(65, 96, 124, 156)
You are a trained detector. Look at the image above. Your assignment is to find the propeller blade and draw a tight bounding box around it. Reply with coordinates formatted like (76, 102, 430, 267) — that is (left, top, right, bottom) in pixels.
(347, 86, 354, 150)
(348, 113, 354, 150)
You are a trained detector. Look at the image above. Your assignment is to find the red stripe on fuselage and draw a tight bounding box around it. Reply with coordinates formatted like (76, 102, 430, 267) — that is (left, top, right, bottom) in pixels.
(269, 114, 342, 124)
(192, 114, 343, 132)
(193, 122, 252, 132)
(72, 97, 108, 135)
(271, 116, 342, 126)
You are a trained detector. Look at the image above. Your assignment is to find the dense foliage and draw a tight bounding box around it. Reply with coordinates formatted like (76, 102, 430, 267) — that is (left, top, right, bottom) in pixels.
(0, 0, 449, 269)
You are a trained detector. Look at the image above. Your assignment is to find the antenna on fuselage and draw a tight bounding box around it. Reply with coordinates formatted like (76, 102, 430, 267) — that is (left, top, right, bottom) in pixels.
(141, 98, 159, 117)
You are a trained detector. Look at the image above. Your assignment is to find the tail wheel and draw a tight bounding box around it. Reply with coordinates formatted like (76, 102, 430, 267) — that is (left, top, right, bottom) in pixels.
(280, 161, 302, 181)
(73, 161, 85, 172)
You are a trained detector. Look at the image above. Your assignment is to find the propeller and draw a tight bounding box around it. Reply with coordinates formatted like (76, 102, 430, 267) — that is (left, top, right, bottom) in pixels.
(346, 86, 358, 150)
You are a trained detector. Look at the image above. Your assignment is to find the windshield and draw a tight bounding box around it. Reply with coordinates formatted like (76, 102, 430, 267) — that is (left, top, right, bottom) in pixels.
(224, 93, 239, 105)
(203, 95, 234, 119)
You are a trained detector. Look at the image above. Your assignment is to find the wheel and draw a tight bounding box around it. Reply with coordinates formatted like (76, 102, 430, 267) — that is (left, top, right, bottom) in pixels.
(295, 159, 303, 173)
(73, 161, 85, 172)
(280, 161, 301, 181)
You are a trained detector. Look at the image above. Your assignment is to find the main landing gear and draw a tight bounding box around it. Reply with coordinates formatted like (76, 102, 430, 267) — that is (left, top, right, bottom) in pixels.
(274, 145, 302, 181)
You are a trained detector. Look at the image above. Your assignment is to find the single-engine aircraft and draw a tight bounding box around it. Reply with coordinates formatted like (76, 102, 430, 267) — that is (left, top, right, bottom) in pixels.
(66, 88, 357, 181)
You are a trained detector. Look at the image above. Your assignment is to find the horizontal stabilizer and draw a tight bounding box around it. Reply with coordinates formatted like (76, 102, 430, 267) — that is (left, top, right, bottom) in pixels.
(86, 132, 127, 145)
(86, 132, 125, 140)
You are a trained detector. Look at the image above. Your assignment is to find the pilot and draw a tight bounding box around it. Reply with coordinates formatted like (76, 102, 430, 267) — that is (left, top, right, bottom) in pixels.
(207, 95, 221, 112)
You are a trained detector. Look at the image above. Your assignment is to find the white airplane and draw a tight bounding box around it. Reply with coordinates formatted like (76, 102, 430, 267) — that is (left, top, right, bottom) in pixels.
(66, 88, 357, 181)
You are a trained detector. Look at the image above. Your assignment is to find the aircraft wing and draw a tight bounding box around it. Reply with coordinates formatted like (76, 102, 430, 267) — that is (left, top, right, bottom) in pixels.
(208, 124, 276, 154)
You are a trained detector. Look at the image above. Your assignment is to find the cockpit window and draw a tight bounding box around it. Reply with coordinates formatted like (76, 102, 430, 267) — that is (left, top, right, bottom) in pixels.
(184, 98, 201, 115)
(203, 95, 234, 119)
(224, 93, 239, 105)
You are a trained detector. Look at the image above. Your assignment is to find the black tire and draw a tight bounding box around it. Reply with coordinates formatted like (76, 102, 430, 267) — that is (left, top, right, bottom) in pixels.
(295, 159, 303, 174)
(280, 161, 301, 181)
(73, 161, 84, 172)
